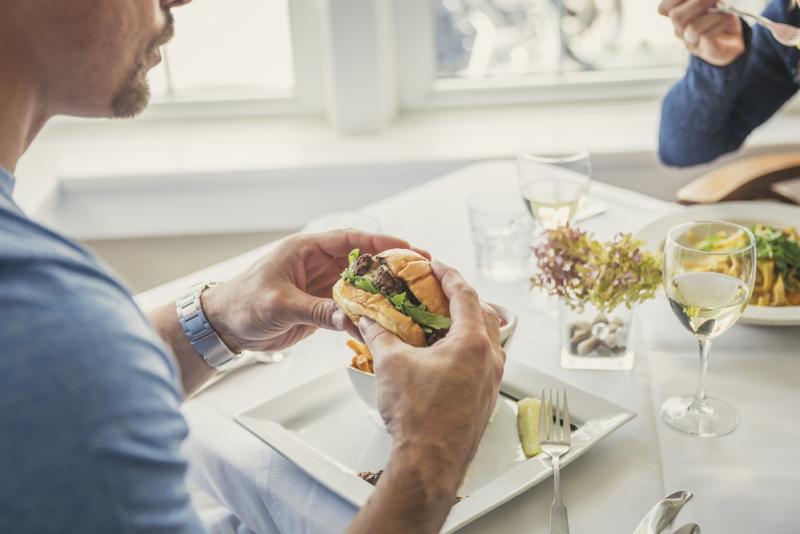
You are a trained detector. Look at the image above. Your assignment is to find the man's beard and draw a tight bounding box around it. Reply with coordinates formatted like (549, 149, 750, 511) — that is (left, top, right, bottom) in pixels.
(110, 62, 151, 118)
(109, 12, 174, 118)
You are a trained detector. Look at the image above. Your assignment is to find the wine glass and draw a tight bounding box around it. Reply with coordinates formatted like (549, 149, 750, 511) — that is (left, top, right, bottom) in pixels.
(662, 221, 756, 437)
(516, 145, 592, 311)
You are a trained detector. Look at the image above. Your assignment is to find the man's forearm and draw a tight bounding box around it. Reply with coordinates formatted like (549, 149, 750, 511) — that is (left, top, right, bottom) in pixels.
(348, 441, 467, 534)
(148, 303, 216, 397)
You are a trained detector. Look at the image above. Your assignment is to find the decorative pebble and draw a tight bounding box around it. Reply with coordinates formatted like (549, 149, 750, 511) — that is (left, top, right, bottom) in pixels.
(591, 322, 610, 341)
(595, 344, 613, 356)
(570, 328, 591, 344)
(570, 330, 591, 353)
(570, 321, 590, 337)
(576, 336, 600, 355)
(604, 333, 618, 348)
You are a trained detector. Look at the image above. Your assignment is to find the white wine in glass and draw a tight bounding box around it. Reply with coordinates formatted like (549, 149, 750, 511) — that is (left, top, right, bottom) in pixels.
(520, 180, 585, 229)
(662, 221, 756, 437)
(668, 272, 750, 339)
(517, 147, 591, 312)
(517, 149, 591, 230)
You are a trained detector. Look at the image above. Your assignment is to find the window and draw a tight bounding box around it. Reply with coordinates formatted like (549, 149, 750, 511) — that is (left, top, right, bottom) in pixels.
(435, 0, 681, 81)
(432, 0, 769, 81)
(148, 0, 295, 100)
(136, 0, 776, 131)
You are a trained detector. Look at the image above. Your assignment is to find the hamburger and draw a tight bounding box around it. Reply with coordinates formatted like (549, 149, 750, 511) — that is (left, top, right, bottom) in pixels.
(333, 248, 452, 347)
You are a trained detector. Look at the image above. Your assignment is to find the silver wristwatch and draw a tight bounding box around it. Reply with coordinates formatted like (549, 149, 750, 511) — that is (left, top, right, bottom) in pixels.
(176, 282, 239, 369)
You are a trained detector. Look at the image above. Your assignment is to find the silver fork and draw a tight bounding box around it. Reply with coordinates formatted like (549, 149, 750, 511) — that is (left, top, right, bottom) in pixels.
(714, 1, 800, 47)
(540, 389, 571, 534)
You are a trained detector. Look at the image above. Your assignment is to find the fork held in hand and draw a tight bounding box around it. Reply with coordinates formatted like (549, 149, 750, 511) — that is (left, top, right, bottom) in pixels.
(540, 389, 572, 534)
(714, 1, 800, 48)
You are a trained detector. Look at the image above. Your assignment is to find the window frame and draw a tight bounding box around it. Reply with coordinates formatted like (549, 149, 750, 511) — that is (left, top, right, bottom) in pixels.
(140, 0, 324, 121)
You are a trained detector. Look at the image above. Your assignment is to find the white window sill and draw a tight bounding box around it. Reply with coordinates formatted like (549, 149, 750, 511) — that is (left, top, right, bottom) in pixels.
(15, 98, 800, 240)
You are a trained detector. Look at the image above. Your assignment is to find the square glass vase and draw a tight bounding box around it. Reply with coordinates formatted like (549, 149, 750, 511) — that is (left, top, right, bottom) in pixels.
(559, 300, 635, 371)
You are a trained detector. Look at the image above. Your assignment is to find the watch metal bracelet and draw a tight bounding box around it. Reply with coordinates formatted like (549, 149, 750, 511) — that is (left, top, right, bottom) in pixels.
(176, 283, 238, 369)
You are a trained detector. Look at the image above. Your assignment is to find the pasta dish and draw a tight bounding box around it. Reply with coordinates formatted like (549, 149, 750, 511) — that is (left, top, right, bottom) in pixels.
(694, 224, 800, 307)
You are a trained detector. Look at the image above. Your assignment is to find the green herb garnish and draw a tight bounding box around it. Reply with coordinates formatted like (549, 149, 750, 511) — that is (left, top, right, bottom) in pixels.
(403, 303, 452, 330)
(342, 248, 361, 284)
(697, 233, 723, 251)
(355, 277, 379, 294)
(387, 291, 452, 330)
(752, 224, 800, 290)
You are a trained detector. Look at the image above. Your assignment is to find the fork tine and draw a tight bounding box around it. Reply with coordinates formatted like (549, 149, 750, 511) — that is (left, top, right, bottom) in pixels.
(539, 389, 547, 444)
(563, 390, 571, 445)
(554, 389, 561, 441)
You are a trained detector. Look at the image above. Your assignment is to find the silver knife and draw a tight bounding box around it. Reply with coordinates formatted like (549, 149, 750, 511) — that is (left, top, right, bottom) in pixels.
(673, 524, 700, 534)
(633, 490, 693, 534)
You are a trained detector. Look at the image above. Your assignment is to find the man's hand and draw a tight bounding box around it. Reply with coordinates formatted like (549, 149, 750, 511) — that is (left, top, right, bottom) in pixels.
(201, 230, 425, 354)
(659, 0, 745, 66)
(348, 261, 505, 534)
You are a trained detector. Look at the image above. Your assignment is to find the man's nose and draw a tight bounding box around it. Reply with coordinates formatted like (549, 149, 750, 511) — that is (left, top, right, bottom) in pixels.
(161, 0, 193, 9)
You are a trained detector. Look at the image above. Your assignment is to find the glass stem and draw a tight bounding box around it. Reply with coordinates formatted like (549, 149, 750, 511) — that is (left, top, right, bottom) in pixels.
(695, 339, 711, 402)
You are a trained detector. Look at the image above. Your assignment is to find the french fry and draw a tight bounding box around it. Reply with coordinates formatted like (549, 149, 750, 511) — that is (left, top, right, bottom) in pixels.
(347, 339, 365, 355)
(347, 339, 374, 373)
(355, 354, 370, 372)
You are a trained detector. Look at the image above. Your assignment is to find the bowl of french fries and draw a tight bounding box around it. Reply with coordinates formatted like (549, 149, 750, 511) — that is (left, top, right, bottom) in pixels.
(346, 303, 517, 412)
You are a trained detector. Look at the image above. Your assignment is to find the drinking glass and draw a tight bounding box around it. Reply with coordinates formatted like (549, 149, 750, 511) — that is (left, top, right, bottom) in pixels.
(517, 146, 592, 230)
(517, 146, 592, 311)
(467, 190, 534, 282)
(662, 221, 756, 437)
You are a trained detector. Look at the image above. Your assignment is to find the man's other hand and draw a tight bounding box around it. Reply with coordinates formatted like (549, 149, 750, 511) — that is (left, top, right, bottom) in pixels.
(358, 260, 505, 499)
(201, 230, 428, 353)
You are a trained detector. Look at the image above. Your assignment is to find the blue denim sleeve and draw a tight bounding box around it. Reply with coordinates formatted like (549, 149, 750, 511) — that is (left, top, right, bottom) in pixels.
(659, 0, 800, 167)
(0, 253, 205, 533)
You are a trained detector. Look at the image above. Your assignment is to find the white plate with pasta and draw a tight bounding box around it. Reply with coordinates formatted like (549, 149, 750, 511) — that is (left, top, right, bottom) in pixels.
(637, 201, 800, 326)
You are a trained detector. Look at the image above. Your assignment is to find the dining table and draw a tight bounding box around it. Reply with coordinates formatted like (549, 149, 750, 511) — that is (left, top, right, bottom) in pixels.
(136, 160, 800, 534)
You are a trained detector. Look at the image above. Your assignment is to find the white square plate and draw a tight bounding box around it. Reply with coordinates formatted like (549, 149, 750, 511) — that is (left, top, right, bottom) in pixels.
(236, 359, 635, 533)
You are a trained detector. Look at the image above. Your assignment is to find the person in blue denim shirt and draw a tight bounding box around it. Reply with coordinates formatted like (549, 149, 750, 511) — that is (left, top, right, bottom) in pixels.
(659, 0, 800, 167)
(0, 2, 505, 533)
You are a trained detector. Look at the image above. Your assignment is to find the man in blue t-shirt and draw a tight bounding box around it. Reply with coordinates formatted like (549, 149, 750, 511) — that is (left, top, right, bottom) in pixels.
(0, 2, 505, 533)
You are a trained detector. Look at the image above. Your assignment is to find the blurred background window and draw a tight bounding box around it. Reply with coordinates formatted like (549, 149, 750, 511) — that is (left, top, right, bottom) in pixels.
(148, 0, 294, 100)
(433, 0, 768, 82)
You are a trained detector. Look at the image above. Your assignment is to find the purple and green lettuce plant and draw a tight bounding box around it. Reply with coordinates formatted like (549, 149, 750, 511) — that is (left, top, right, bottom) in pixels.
(532, 226, 662, 313)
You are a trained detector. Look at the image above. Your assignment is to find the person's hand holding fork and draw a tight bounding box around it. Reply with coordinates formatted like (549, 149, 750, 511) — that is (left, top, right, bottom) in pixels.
(659, 0, 745, 66)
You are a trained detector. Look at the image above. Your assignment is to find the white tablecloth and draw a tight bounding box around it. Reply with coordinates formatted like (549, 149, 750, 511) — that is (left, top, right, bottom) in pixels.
(138, 161, 800, 534)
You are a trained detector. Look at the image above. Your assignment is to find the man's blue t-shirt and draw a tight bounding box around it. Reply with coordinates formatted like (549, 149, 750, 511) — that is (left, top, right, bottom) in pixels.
(0, 168, 203, 532)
